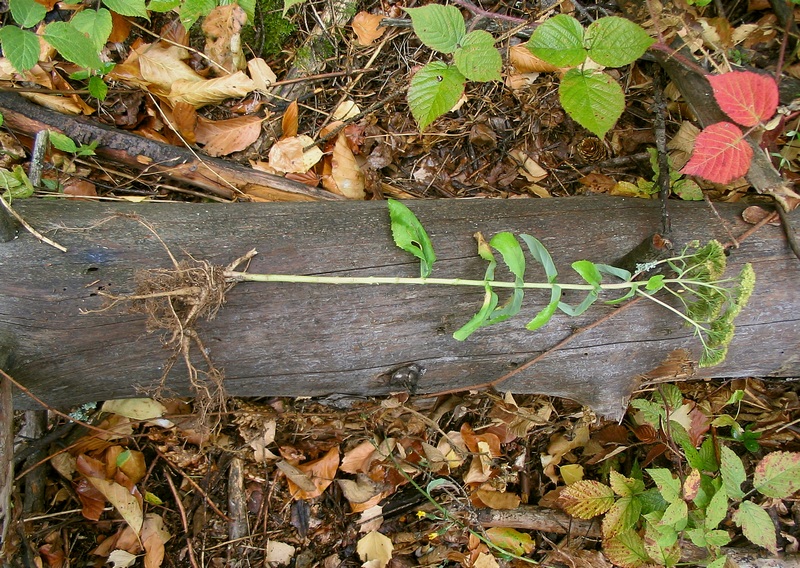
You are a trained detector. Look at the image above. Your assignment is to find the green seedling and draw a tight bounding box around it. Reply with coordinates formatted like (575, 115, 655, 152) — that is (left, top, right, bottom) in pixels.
(225, 199, 754, 368)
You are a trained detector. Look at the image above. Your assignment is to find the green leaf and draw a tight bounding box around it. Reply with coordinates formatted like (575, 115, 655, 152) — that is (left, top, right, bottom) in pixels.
(655, 384, 683, 410)
(407, 62, 466, 130)
(719, 445, 746, 500)
(647, 469, 681, 503)
(453, 287, 498, 341)
(229, 0, 254, 23)
(559, 68, 625, 138)
(181, 0, 215, 28)
(645, 274, 665, 291)
(753, 452, 800, 498)
(453, 30, 501, 82)
(660, 499, 688, 530)
(48, 131, 77, 153)
(485, 232, 525, 323)
(43, 22, 104, 69)
(9, 0, 46, 28)
(602, 496, 642, 538)
(485, 527, 534, 556)
(705, 486, 729, 530)
(705, 529, 731, 548)
(404, 4, 464, 54)
(88, 75, 109, 100)
(520, 234, 557, 282)
(561, 480, 615, 518)
(643, 521, 681, 567)
(0, 26, 40, 72)
(71, 9, 113, 51)
(387, 199, 436, 278)
(148, 0, 181, 11)
(603, 530, 652, 568)
(557, 289, 598, 316)
(584, 16, 654, 67)
(609, 470, 644, 497)
(527, 14, 586, 67)
(595, 263, 631, 281)
(571, 260, 602, 288)
(673, 178, 703, 200)
(526, 285, 561, 331)
(102, 0, 149, 18)
(0, 167, 33, 201)
(732, 501, 777, 554)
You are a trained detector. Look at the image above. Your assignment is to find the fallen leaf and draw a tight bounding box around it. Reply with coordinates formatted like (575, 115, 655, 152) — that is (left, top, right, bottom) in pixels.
(169, 71, 255, 108)
(742, 205, 780, 226)
(352, 12, 386, 46)
(485, 527, 535, 555)
(107, 550, 137, 568)
(341, 440, 377, 474)
(283, 446, 340, 500)
(268, 135, 323, 173)
(248, 58, 277, 91)
(195, 115, 262, 157)
(202, 4, 248, 73)
(323, 132, 366, 199)
(472, 552, 499, 568)
(333, 100, 361, 121)
(474, 489, 521, 510)
(509, 44, 559, 73)
(101, 398, 167, 421)
(87, 477, 143, 533)
(356, 530, 393, 568)
(282, 100, 299, 138)
(141, 513, 171, 568)
(136, 44, 200, 92)
(265, 541, 296, 565)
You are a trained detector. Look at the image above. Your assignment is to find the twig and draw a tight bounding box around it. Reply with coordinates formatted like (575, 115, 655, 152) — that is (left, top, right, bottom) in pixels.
(775, 203, 800, 261)
(652, 66, 672, 237)
(450, 0, 527, 24)
(421, 298, 643, 397)
(165, 469, 200, 568)
(155, 449, 232, 522)
(0, 197, 66, 252)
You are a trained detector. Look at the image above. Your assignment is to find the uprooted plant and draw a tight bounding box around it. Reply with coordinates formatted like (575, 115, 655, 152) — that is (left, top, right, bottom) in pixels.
(103, 201, 753, 422)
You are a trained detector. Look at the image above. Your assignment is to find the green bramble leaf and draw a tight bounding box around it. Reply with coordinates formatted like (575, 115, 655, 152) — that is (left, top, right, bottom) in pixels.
(527, 14, 586, 67)
(719, 445, 746, 500)
(733, 501, 778, 554)
(148, 0, 181, 11)
(752, 452, 800, 498)
(9, 0, 46, 28)
(609, 470, 644, 497)
(408, 62, 466, 130)
(660, 499, 688, 530)
(387, 199, 436, 278)
(48, 131, 78, 153)
(453, 30, 501, 82)
(560, 68, 624, 138)
(181, 0, 215, 28)
(71, 9, 113, 51)
(603, 530, 652, 568)
(0, 26, 40, 72)
(102, 0, 149, 18)
(88, 75, 109, 100)
(647, 469, 681, 503)
(584, 16, 654, 68)
(404, 4, 465, 54)
(705, 486, 729, 530)
(43, 22, 104, 70)
(603, 496, 642, 539)
(643, 520, 681, 566)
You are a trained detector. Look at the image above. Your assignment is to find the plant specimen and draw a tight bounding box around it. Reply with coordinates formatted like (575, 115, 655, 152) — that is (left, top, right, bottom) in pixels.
(225, 199, 755, 368)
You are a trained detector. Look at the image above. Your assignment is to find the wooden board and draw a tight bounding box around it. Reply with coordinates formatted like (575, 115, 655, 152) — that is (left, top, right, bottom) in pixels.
(1, 197, 798, 418)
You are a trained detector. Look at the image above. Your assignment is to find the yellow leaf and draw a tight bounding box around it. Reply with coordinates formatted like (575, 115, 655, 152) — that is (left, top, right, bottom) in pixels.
(324, 132, 365, 199)
(101, 398, 167, 421)
(475, 489, 521, 510)
(87, 477, 143, 534)
(168, 71, 255, 108)
(356, 530, 393, 568)
(248, 58, 277, 91)
(485, 527, 535, 555)
(560, 464, 585, 485)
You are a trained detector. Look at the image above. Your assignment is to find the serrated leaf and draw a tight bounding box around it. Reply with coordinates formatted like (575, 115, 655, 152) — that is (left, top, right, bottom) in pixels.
(644, 521, 681, 566)
(102, 0, 148, 18)
(719, 445, 746, 500)
(48, 132, 78, 153)
(672, 178, 703, 200)
(705, 486, 729, 530)
(71, 9, 113, 51)
(602, 496, 642, 539)
(181, 0, 215, 28)
(453, 30, 501, 82)
(709, 71, 778, 127)
(647, 469, 681, 503)
(681, 122, 752, 184)
(527, 14, 586, 67)
(584, 16, 654, 67)
(560, 68, 624, 138)
(0, 26, 40, 72)
(9, 0, 46, 28)
(660, 499, 687, 530)
(43, 22, 104, 70)
(388, 199, 436, 278)
(408, 62, 466, 130)
(561, 480, 615, 519)
(603, 530, 652, 568)
(148, 0, 181, 11)
(609, 470, 644, 498)
(404, 4, 464, 54)
(732, 501, 777, 554)
(753, 451, 800, 498)
(88, 75, 108, 100)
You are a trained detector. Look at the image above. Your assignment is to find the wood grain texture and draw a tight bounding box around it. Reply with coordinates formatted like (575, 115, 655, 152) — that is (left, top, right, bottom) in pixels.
(1, 197, 797, 418)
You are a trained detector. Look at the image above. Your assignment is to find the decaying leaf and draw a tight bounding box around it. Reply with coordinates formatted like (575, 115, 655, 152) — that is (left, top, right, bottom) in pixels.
(265, 541, 296, 565)
(485, 527, 535, 555)
(141, 513, 171, 568)
(282, 100, 299, 138)
(323, 132, 366, 199)
(107, 550, 137, 568)
(248, 58, 278, 91)
(282, 446, 340, 500)
(86, 477, 143, 533)
(202, 4, 248, 74)
(352, 12, 387, 46)
(509, 44, 559, 73)
(168, 71, 255, 108)
(101, 398, 167, 422)
(268, 135, 323, 173)
(195, 115, 262, 157)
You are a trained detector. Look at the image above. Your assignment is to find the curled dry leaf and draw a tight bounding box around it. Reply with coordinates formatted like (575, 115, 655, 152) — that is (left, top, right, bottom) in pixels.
(282, 100, 299, 138)
(268, 135, 323, 173)
(141, 513, 171, 568)
(333, 100, 361, 121)
(742, 205, 780, 226)
(282, 446, 340, 500)
(323, 132, 366, 199)
(136, 44, 199, 93)
(248, 58, 278, 92)
(169, 71, 255, 108)
(352, 12, 387, 46)
(356, 530, 393, 568)
(195, 114, 262, 157)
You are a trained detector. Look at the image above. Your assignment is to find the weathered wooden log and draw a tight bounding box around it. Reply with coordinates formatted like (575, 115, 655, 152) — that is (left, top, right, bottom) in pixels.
(1, 197, 797, 418)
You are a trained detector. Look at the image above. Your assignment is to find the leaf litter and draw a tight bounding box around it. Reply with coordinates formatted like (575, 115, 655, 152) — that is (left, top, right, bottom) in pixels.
(3, 0, 800, 566)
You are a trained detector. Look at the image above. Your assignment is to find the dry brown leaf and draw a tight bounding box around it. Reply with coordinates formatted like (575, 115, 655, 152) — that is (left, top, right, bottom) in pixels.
(117, 450, 147, 485)
(323, 132, 365, 199)
(268, 135, 323, 173)
(20, 92, 83, 115)
(509, 44, 559, 73)
(341, 440, 377, 474)
(248, 58, 278, 91)
(108, 11, 132, 43)
(62, 178, 98, 198)
(352, 12, 386, 46)
(141, 513, 171, 568)
(195, 114, 262, 157)
(265, 541, 296, 566)
(169, 71, 255, 108)
(282, 100, 299, 138)
(137, 44, 200, 93)
(356, 530, 393, 568)
(338, 474, 386, 505)
(283, 446, 340, 500)
(170, 102, 197, 145)
(87, 477, 143, 534)
(742, 205, 780, 226)
(474, 489, 521, 510)
(202, 4, 248, 74)
(333, 100, 360, 121)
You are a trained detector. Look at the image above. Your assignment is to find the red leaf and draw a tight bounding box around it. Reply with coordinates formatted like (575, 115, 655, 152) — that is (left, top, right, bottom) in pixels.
(681, 122, 753, 184)
(708, 71, 778, 127)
